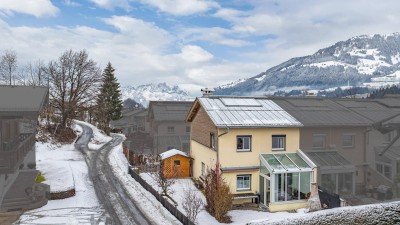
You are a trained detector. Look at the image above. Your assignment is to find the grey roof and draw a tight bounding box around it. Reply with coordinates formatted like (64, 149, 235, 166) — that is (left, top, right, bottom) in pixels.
(0, 86, 48, 116)
(273, 98, 372, 127)
(198, 97, 302, 128)
(149, 101, 193, 122)
(305, 151, 355, 171)
(334, 99, 400, 123)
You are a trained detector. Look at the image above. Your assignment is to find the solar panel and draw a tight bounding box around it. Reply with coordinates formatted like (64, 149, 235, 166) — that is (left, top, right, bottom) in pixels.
(221, 98, 262, 107)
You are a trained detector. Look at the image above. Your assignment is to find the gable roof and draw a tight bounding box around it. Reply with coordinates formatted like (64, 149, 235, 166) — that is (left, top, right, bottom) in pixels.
(187, 96, 302, 128)
(159, 149, 189, 160)
(0, 85, 48, 117)
(148, 101, 193, 122)
(273, 98, 372, 127)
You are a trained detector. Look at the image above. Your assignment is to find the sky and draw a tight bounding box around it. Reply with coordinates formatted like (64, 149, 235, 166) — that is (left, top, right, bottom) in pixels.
(1, 0, 400, 95)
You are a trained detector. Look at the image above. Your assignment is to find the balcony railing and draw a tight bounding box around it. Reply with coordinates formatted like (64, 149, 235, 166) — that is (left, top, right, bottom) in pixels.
(0, 134, 35, 172)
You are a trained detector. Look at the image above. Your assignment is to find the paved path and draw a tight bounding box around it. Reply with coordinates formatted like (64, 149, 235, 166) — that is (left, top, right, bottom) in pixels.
(76, 124, 151, 225)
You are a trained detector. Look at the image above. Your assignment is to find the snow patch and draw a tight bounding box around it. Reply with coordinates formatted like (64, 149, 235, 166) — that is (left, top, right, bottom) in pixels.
(159, 149, 189, 160)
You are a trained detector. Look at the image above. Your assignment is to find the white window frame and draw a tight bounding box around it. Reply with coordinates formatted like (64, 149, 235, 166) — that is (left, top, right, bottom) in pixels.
(210, 133, 215, 149)
(342, 134, 355, 148)
(272, 135, 286, 151)
(237, 174, 251, 191)
(237, 136, 251, 152)
(312, 134, 326, 149)
(376, 162, 391, 179)
(201, 162, 205, 176)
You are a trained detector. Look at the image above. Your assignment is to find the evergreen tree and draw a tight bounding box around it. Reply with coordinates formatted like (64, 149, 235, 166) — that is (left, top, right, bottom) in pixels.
(95, 62, 123, 134)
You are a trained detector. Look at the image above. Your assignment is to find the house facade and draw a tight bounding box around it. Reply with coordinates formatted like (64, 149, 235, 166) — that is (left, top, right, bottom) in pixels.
(148, 101, 193, 154)
(0, 86, 50, 212)
(274, 98, 372, 196)
(186, 96, 317, 212)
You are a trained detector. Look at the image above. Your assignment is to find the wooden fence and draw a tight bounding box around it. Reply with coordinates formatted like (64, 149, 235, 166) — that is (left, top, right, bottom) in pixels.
(128, 167, 195, 225)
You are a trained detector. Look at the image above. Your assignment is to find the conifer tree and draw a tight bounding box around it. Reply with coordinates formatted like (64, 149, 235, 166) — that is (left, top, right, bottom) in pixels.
(96, 62, 123, 134)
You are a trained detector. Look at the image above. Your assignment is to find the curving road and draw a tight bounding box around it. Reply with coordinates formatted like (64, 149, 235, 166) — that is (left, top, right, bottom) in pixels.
(75, 123, 151, 225)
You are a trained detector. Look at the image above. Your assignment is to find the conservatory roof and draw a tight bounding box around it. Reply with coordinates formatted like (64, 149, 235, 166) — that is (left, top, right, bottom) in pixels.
(305, 151, 355, 172)
(260, 150, 316, 173)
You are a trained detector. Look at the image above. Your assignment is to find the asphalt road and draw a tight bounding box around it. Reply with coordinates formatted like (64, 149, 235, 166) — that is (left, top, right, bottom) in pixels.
(75, 123, 151, 225)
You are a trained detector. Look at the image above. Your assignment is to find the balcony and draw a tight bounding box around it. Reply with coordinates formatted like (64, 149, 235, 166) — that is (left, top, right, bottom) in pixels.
(0, 134, 35, 173)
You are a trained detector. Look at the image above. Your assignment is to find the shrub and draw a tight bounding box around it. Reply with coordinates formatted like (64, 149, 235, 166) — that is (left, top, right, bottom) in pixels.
(204, 168, 233, 223)
(36, 172, 46, 183)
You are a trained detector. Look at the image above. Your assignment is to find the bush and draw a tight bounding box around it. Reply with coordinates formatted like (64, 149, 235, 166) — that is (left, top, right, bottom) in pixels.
(204, 168, 233, 223)
(36, 172, 46, 183)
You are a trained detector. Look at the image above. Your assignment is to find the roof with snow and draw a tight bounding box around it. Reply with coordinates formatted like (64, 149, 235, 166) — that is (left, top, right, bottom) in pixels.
(186, 96, 302, 128)
(0, 85, 48, 117)
(159, 149, 189, 160)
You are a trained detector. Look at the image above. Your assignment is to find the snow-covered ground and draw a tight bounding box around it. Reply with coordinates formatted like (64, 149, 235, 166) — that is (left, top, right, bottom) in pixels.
(140, 173, 301, 225)
(16, 122, 110, 225)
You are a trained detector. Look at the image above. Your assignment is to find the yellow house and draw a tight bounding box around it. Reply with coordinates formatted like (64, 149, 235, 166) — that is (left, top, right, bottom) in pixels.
(186, 96, 317, 212)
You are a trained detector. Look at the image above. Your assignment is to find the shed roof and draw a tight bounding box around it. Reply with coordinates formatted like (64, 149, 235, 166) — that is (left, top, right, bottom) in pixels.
(0, 85, 48, 116)
(188, 96, 302, 128)
(159, 149, 189, 160)
(273, 98, 371, 127)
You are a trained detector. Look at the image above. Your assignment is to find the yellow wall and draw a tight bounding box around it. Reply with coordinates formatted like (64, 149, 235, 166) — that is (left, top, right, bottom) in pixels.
(218, 127, 300, 168)
(269, 201, 309, 212)
(190, 140, 217, 178)
(222, 171, 259, 195)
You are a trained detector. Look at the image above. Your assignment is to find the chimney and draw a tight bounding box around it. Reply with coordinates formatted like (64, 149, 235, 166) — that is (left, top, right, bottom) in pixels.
(201, 88, 214, 97)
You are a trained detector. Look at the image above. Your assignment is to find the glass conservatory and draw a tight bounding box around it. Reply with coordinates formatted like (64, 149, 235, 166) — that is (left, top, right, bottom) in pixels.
(259, 150, 316, 207)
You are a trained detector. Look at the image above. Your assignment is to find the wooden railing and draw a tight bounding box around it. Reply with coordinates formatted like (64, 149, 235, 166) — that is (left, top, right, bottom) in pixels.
(0, 134, 35, 172)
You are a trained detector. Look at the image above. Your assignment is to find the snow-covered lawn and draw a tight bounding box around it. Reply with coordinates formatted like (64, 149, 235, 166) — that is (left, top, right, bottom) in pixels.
(16, 122, 108, 225)
(140, 173, 300, 225)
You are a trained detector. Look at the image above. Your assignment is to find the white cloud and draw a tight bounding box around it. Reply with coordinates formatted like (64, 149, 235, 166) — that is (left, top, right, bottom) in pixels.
(179, 45, 213, 63)
(181, 27, 252, 47)
(139, 0, 219, 16)
(64, 0, 81, 7)
(0, 0, 58, 17)
(88, 0, 133, 10)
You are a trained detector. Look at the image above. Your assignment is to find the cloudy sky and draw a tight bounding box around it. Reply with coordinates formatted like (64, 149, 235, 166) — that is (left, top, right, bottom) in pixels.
(1, 0, 400, 94)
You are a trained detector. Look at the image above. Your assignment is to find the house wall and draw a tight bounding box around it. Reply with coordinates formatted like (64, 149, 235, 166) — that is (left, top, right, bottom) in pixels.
(299, 127, 367, 186)
(153, 121, 191, 154)
(162, 155, 190, 178)
(190, 140, 217, 178)
(191, 106, 218, 148)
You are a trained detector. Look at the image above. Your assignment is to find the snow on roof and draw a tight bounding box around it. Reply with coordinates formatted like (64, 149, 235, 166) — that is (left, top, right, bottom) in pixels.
(197, 97, 302, 128)
(159, 149, 189, 160)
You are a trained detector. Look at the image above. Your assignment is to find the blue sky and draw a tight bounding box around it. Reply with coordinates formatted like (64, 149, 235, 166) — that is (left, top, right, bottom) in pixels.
(1, 0, 400, 95)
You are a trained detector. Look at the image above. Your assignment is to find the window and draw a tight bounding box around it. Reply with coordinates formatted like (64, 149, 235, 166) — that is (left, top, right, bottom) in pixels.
(201, 162, 205, 176)
(167, 126, 175, 133)
(342, 134, 355, 148)
(174, 160, 180, 167)
(384, 131, 395, 143)
(186, 126, 190, 133)
(210, 133, 215, 149)
(275, 172, 310, 202)
(272, 135, 286, 150)
(376, 163, 391, 179)
(237, 136, 251, 151)
(237, 174, 251, 190)
(312, 134, 326, 149)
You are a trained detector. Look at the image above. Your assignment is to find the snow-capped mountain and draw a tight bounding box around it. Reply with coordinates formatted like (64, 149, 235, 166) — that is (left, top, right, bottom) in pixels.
(215, 33, 400, 95)
(120, 82, 193, 107)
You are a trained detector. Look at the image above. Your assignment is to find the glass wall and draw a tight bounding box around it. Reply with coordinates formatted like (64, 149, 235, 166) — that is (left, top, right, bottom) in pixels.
(274, 172, 311, 202)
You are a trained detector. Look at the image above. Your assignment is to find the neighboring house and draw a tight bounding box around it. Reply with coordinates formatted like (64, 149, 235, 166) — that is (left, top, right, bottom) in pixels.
(334, 97, 400, 195)
(273, 98, 372, 196)
(0, 85, 50, 212)
(159, 149, 191, 178)
(110, 108, 149, 135)
(148, 101, 193, 154)
(186, 96, 317, 212)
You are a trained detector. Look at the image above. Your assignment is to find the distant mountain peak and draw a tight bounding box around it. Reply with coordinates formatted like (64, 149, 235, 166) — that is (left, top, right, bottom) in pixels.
(121, 82, 193, 107)
(215, 32, 400, 96)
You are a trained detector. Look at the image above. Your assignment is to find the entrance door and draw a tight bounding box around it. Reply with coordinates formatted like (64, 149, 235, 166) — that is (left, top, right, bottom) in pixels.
(259, 174, 270, 206)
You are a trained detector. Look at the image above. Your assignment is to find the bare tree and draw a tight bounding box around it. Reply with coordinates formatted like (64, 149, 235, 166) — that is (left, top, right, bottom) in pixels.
(182, 185, 203, 224)
(152, 160, 176, 196)
(26, 60, 47, 86)
(45, 49, 101, 128)
(0, 50, 18, 85)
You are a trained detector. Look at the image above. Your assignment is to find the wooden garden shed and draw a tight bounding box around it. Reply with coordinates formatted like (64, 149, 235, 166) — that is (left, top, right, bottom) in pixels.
(159, 149, 191, 178)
